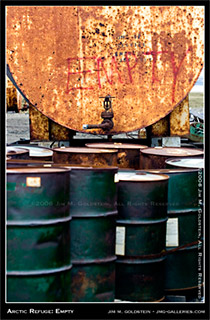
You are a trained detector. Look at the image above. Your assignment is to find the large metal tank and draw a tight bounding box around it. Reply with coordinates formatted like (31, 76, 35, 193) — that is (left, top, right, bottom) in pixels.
(66, 165, 118, 302)
(53, 147, 118, 167)
(85, 142, 148, 169)
(6, 6, 204, 135)
(139, 147, 204, 169)
(115, 172, 169, 302)
(7, 167, 72, 302)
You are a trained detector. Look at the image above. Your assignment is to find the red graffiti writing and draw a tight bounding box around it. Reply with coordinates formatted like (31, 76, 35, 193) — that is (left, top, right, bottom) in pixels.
(66, 48, 192, 103)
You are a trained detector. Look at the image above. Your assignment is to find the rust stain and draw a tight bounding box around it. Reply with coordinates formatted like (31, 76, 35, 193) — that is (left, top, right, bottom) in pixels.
(6, 6, 204, 134)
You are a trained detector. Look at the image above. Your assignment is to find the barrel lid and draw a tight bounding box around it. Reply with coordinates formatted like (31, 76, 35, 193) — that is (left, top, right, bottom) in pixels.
(7, 167, 70, 173)
(140, 147, 204, 157)
(117, 171, 169, 182)
(13, 145, 53, 157)
(6, 146, 29, 155)
(53, 147, 118, 154)
(86, 143, 148, 150)
(165, 157, 204, 169)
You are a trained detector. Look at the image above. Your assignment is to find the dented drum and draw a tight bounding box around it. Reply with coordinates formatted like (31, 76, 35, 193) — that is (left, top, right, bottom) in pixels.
(139, 147, 204, 169)
(53, 147, 118, 167)
(115, 172, 169, 302)
(86, 143, 148, 169)
(7, 167, 72, 302)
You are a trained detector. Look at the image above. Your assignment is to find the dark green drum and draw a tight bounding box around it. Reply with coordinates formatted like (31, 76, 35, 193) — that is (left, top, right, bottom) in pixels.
(116, 256, 166, 302)
(165, 245, 200, 291)
(7, 167, 72, 302)
(68, 166, 118, 302)
(147, 169, 202, 292)
(115, 172, 169, 302)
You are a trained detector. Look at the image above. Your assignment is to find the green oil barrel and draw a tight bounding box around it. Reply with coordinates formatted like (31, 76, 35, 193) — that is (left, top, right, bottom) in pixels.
(69, 166, 118, 302)
(116, 256, 166, 302)
(147, 168, 203, 292)
(165, 245, 201, 291)
(115, 172, 169, 302)
(7, 167, 72, 302)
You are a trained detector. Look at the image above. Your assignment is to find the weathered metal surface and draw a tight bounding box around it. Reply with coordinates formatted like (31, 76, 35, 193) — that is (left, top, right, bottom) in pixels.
(115, 256, 166, 302)
(86, 142, 148, 169)
(69, 166, 118, 216)
(71, 214, 116, 262)
(165, 157, 204, 169)
(29, 104, 72, 141)
(165, 245, 200, 291)
(7, 6, 204, 135)
(151, 95, 190, 137)
(139, 147, 204, 169)
(7, 267, 72, 302)
(53, 147, 118, 166)
(170, 94, 190, 136)
(116, 220, 167, 257)
(71, 259, 116, 302)
(151, 116, 169, 137)
(7, 167, 72, 302)
(6, 146, 30, 159)
(6, 77, 18, 112)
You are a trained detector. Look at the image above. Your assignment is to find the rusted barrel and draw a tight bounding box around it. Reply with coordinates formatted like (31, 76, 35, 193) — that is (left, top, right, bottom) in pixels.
(12, 145, 53, 161)
(7, 167, 72, 302)
(66, 165, 118, 302)
(139, 147, 204, 169)
(146, 168, 202, 292)
(53, 147, 118, 167)
(115, 172, 169, 302)
(6, 146, 30, 159)
(86, 143, 148, 169)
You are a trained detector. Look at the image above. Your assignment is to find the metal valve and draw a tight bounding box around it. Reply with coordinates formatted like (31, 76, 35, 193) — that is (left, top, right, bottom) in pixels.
(83, 95, 115, 132)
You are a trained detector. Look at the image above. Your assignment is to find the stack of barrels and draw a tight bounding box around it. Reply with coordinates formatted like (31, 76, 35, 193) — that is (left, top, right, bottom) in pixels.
(6, 145, 204, 302)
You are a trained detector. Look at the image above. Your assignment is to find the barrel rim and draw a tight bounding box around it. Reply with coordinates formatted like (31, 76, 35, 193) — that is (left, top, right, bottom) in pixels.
(9, 144, 53, 157)
(6, 166, 71, 173)
(140, 147, 204, 157)
(7, 264, 73, 276)
(6, 146, 29, 155)
(145, 168, 200, 174)
(50, 163, 119, 171)
(53, 147, 118, 154)
(85, 142, 148, 150)
(117, 172, 169, 182)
